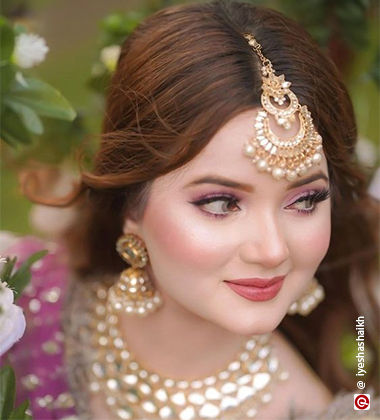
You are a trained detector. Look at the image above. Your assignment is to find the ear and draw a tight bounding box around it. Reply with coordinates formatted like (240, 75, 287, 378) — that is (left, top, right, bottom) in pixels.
(122, 215, 143, 236)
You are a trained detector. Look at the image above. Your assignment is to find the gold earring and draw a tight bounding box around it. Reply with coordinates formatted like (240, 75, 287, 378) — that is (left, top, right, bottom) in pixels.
(287, 277, 325, 316)
(107, 233, 163, 316)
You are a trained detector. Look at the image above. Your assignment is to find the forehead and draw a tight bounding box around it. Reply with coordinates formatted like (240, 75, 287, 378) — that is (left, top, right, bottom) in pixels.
(157, 108, 329, 190)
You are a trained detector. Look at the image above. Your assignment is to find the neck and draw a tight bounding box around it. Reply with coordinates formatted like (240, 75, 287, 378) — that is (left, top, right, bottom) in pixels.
(119, 288, 250, 380)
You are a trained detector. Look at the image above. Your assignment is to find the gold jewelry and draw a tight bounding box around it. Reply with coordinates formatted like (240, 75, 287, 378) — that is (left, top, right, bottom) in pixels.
(89, 284, 290, 419)
(108, 233, 163, 316)
(242, 33, 323, 181)
(287, 277, 325, 316)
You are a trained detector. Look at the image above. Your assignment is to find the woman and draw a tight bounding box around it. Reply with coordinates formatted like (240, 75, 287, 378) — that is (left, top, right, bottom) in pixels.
(3, 0, 379, 419)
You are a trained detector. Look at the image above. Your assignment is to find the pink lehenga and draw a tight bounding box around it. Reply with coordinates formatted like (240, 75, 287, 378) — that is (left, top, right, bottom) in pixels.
(1, 235, 379, 420)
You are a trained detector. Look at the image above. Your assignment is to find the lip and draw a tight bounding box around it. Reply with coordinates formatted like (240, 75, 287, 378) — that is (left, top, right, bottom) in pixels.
(225, 276, 285, 288)
(224, 276, 285, 302)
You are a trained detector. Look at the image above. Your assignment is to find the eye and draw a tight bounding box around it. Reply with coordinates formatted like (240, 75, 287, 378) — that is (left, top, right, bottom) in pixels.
(190, 194, 241, 218)
(287, 188, 331, 215)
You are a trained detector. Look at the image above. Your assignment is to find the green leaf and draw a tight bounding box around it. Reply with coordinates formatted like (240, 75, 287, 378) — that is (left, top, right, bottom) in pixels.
(0, 63, 16, 93)
(8, 249, 48, 299)
(9, 77, 76, 121)
(0, 17, 15, 62)
(0, 257, 16, 283)
(0, 129, 24, 147)
(99, 11, 145, 46)
(102, 13, 125, 32)
(9, 399, 32, 420)
(13, 23, 27, 36)
(5, 99, 44, 135)
(0, 108, 32, 147)
(0, 365, 15, 419)
(0, 130, 18, 147)
(87, 66, 111, 94)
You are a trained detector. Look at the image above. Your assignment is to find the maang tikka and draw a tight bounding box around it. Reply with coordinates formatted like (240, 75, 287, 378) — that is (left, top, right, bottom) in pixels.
(107, 233, 163, 316)
(242, 33, 323, 181)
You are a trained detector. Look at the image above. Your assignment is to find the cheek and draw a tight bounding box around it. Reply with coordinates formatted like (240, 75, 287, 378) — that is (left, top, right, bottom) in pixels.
(288, 207, 331, 267)
(141, 198, 229, 274)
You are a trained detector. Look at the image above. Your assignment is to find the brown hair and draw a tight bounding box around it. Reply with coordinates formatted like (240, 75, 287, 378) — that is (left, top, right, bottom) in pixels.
(23, 0, 379, 394)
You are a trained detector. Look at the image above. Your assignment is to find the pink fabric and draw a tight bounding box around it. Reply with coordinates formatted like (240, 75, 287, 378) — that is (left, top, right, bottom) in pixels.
(0, 236, 78, 419)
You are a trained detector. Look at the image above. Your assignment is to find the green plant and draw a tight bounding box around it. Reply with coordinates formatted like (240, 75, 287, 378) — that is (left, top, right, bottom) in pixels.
(0, 16, 76, 147)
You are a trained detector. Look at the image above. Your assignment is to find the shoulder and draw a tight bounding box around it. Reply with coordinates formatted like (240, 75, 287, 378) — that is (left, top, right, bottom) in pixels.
(257, 329, 333, 419)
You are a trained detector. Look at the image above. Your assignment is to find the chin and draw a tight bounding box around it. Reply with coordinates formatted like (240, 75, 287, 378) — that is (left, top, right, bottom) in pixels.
(220, 314, 283, 336)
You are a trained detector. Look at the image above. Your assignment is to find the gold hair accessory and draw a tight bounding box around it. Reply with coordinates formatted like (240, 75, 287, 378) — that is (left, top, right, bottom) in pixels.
(107, 233, 163, 316)
(89, 281, 290, 419)
(242, 33, 323, 181)
(287, 277, 325, 316)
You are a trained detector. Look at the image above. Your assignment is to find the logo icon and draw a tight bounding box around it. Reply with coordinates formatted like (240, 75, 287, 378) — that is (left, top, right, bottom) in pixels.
(354, 394, 370, 410)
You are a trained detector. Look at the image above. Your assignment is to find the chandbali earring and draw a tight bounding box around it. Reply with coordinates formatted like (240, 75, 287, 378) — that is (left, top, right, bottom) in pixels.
(107, 233, 163, 316)
(287, 277, 325, 316)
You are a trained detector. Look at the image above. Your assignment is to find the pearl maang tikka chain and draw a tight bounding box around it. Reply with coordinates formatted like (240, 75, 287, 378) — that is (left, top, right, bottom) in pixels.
(242, 33, 323, 181)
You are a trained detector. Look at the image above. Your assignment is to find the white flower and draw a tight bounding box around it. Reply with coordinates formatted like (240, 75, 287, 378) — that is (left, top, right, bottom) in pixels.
(100, 45, 121, 72)
(13, 33, 49, 69)
(0, 282, 26, 356)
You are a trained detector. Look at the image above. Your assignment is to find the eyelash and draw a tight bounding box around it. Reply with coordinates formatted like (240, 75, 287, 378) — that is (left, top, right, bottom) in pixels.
(191, 188, 331, 219)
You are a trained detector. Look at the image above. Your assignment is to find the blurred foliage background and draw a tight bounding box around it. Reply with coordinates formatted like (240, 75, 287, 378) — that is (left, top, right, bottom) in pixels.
(1, 0, 379, 232)
(0, 0, 379, 386)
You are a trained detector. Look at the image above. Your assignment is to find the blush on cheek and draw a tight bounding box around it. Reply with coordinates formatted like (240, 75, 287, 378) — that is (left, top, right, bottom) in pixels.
(142, 202, 225, 271)
(293, 217, 331, 267)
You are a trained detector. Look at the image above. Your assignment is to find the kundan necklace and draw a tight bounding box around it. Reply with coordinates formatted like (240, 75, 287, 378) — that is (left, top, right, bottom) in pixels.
(88, 283, 289, 420)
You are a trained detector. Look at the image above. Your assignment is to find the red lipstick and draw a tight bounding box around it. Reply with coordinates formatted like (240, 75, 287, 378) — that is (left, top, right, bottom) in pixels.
(224, 276, 285, 302)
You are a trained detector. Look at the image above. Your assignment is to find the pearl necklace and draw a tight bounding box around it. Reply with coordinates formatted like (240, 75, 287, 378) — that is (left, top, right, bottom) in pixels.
(88, 284, 289, 419)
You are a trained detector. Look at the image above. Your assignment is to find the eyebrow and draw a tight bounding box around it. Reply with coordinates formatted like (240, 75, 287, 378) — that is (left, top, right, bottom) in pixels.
(185, 171, 329, 192)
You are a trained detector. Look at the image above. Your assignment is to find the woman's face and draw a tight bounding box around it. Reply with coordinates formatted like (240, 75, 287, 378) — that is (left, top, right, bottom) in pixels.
(125, 109, 331, 335)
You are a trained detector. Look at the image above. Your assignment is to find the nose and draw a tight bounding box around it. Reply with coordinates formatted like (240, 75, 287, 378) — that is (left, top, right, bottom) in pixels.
(239, 211, 290, 269)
